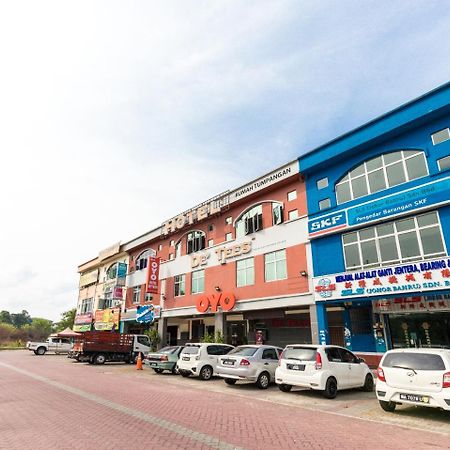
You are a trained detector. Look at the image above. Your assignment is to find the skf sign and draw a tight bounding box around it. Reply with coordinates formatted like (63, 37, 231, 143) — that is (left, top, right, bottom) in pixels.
(146, 257, 160, 294)
(196, 292, 236, 313)
(308, 211, 347, 237)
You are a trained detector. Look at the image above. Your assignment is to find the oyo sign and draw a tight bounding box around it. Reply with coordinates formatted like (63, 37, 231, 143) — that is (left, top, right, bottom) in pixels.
(146, 256, 160, 294)
(196, 292, 236, 313)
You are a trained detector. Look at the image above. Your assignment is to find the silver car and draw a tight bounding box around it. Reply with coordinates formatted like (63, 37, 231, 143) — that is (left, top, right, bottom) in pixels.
(217, 345, 283, 389)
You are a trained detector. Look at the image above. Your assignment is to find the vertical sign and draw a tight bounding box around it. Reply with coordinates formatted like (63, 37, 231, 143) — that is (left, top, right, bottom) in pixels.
(146, 256, 160, 294)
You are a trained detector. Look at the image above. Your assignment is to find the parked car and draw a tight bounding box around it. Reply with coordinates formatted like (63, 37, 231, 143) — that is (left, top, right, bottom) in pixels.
(376, 348, 450, 412)
(217, 345, 283, 389)
(144, 346, 184, 374)
(275, 344, 373, 399)
(26, 337, 72, 355)
(177, 343, 234, 380)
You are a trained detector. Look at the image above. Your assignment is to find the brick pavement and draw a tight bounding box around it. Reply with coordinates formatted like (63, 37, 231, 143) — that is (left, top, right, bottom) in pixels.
(0, 351, 449, 450)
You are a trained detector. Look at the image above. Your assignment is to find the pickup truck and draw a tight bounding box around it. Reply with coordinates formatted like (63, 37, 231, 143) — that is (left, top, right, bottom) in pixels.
(27, 337, 72, 355)
(68, 331, 151, 365)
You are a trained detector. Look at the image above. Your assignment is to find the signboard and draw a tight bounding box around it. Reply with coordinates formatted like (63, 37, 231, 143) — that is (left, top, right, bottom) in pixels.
(117, 262, 128, 278)
(74, 313, 93, 325)
(196, 292, 236, 313)
(73, 324, 92, 332)
(146, 256, 160, 294)
(191, 242, 252, 268)
(373, 295, 450, 314)
(136, 305, 154, 323)
(308, 176, 450, 238)
(313, 257, 450, 302)
(94, 308, 120, 331)
(79, 270, 98, 288)
(113, 286, 123, 299)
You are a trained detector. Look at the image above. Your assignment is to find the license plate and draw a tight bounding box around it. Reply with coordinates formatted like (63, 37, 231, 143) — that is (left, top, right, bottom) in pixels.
(182, 357, 190, 361)
(223, 360, 234, 366)
(287, 364, 305, 371)
(150, 362, 157, 366)
(399, 393, 430, 403)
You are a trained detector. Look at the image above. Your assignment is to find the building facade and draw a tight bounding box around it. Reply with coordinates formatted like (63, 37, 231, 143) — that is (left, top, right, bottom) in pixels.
(300, 83, 450, 364)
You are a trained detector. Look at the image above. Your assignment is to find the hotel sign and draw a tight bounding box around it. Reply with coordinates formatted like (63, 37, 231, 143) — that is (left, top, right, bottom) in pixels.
(191, 241, 252, 268)
(313, 257, 450, 301)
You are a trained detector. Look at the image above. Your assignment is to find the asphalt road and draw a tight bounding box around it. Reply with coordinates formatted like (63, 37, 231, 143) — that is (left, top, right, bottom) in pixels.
(0, 350, 449, 449)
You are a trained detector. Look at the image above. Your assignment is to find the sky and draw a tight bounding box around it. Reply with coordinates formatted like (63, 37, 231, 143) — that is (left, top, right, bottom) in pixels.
(0, 1, 449, 321)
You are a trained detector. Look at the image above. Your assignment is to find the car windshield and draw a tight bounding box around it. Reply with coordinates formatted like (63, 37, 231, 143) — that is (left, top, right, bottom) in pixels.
(228, 347, 258, 356)
(159, 346, 178, 354)
(383, 352, 446, 371)
(181, 345, 200, 355)
(283, 347, 317, 361)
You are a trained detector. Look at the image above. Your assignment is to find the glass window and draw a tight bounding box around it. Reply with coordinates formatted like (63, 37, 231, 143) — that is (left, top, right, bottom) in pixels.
(132, 286, 141, 303)
(136, 249, 154, 270)
(262, 348, 278, 359)
(169, 253, 174, 260)
(272, 203, 284, 225)
(208, 239, 214, 247)
(187, 230, 206, 254)
(229, 346, 258, 356)
(316, 178, 328, 190)
(236, 257, 254, 287)
(170, 240, 174, 247)
(319, 198, 331, 210)
(235, 205, 263, 238)
(288, 209, 298, 220)
(174, 274, 185, 297)
(383, 352, 445, 370)
(225, 216, 233, 225)
(342, 211, 446, 270)
(191, 270, 205, 294)
(283, 347, 317, 361)
(158, 244, 163, 251)
(265, 250, 287, 282)
(335, 150, 428, 204)
(431, 128, 450, 146)
(225, 232, 233, 242)
(287, 190, 297, 200)
(438, 156, 450, 171)
(80, 298, 93, 314)
(106, 263, 117, 280)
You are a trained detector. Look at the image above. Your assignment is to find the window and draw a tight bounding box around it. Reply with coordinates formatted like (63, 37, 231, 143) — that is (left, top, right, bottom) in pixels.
(137, 336, 150, 346)
(262, 348, 278, 359)
(170, 240, 174, 247)
(236, 205, 263, 238)
(135, 249, 153, 271)
(431, 128, 450, 146)
(438, 156, 450, 171)
(208, 224, 214, 232)
(175, 242, 182, 258)
(80, 298, 93, 314)
(191, 270, 205, 294)
(317, 178, 328, 190)
(102, 291, 113, 309)
(158, 244, 163, 251)
(288, 209, 298, 220)
(336, 150, 428, 204)
(272, 203, 284, 225)
(342, 211, 446, 270)
(382, 352, 445, 370)
(236, 257, 254, 287)
(169, 253, 174, 260)
(287, 190, 297, 201)
(208, 239, 214, 247)
(106, 263, 117, 280)
(225, 216, 233, 225)
(132, 286, 141, 303)
(187, 230, 206, 254)
(265, 249, 287, 282)
(319, 198, 331, 210)
(225, 232, 233, 242)
(174, 274, 185, 297)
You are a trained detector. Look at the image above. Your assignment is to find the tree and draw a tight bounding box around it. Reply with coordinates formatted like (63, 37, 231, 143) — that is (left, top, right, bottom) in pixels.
(0, 310, 12, 324)
(54, 308, 76, 332)
(11, 310, 32, 328)
(24, 318, 53, 341)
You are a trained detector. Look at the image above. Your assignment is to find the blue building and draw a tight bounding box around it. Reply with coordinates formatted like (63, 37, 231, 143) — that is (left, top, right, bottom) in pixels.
(300, 83, 450, 362)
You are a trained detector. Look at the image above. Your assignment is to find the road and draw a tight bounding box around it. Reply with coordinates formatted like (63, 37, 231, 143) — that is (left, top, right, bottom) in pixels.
(0, 350, 449, 450)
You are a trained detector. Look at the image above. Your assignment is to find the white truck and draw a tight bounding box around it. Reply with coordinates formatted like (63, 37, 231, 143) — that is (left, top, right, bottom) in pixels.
(26, 337, 72, 355)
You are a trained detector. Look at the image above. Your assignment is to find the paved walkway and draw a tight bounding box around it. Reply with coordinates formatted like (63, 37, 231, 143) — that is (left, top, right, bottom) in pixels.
(0, 351, 449, 449)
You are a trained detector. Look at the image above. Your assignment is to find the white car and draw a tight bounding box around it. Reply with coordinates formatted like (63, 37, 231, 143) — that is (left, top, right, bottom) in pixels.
(376, 348, 450, 412)
(177, 343, 234, 380)
(275, 344, 373, 398)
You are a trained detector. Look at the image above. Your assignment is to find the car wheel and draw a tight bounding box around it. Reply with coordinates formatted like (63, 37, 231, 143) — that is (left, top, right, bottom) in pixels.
(180, 371, 190, 378)
(153, 368, 164, 374)
(94, 354, 106, 365)
(224, 378, 237, 385)
(171, 366, 179, 375)
(362, 374, 374, 392)
(256, 372, 270, 390)
(199, 365, 213, 381)
(33, 350, 38, 355)
(36, 347, 46, 355)
(323, 377, 338, 399)
(379, 400, 396, 412)
(278, 384, 292, 393)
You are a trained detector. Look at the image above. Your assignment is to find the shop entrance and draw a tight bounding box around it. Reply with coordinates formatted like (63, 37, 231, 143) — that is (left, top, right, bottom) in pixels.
(166, 326, 178, 346)
(227, 321, 247, 346)
(389, 313, 450, 348)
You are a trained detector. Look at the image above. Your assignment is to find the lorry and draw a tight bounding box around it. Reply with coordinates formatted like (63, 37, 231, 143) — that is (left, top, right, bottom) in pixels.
(68, 332, 151, 365)
(27, 337, 72, 355)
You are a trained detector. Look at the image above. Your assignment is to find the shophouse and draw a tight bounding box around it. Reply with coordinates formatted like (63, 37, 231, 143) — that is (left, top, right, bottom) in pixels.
(121, 161, 316, 347)
(300, 83, 450, 365)
(75, 242, 128, 332)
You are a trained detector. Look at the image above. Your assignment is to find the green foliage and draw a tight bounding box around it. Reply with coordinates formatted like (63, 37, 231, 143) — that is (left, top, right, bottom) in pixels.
(200, 331, 224, 343)
(11, 310, 32, 328)
(24, 318, 53, 341)
(145, 328, 161, 352)
(0, 311, 53, 346)
(214, 331, 224, 343)
(0, 310, 12, 324)
(53, 308, 76, 332)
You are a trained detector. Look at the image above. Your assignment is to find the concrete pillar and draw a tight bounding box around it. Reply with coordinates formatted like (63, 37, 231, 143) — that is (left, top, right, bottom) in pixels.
(343, 307, 352, 350)
(309, 304, 319, 344)
(214, 312, 227, 343)
(158, 316, 167, 349)
(316, 302, 329, 345)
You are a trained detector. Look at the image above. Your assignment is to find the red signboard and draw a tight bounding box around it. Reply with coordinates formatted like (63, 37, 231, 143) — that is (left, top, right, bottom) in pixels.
(196, 292, 236, 313)
(146, 256, 160, 294)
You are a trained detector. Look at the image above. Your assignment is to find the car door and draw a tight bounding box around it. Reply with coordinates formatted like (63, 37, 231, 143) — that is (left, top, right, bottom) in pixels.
(339, 348, 366, 387)
(261, 348, 279, 379)
(48, 338, 58, 352)
(325, 347, 350, 388)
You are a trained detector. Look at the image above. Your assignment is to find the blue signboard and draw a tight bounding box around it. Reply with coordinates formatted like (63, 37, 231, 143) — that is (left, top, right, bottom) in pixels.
(117, 262, 128, 278)
(136, 305, 154, 323)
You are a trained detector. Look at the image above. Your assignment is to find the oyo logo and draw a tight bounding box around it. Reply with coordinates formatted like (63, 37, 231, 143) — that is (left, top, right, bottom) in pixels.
(315, 278, 336, 299)
(149, 261, 158, 281)
(196, 292, 236, 313)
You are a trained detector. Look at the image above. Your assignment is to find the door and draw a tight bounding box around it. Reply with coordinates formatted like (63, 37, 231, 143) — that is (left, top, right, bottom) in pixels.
(339, 348, 366, 387)
(167, 326, 178, 346)
(325, 347, 351, 388)
(48, 338, 59, 352)
(227, 322, 247, 346)
(261, 348, 279, 379)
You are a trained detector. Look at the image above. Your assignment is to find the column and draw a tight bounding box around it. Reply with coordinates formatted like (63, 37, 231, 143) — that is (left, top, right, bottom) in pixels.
(309, 304, 319, 344)
(342, 307, 352, 350)
(214, 311, 227, 343)
(316, 302, 329, 345)
(158, 316, 167, 349)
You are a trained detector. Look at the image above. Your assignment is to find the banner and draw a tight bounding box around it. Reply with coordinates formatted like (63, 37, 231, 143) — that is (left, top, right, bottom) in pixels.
(74, 313, 93, 325)
(146, 256, 160, 294)
(94, 308, 120, 331)
(373, 295, 450, 314)
(117, 262, 128, 278)
(136, 305, 154, 323)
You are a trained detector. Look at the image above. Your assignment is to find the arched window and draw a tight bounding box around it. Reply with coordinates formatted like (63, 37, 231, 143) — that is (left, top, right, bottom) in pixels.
(335, 150, 428, 205)
(106, 263, 118, 280)
(187, 230, 206, 254)
(235, 205, 263, 238)
(135, 249, 154, 271)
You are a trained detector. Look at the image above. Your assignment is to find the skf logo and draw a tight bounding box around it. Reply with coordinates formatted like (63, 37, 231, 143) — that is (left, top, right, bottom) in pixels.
(309, 211, 347, 236)
(315, 278, 336, 299)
